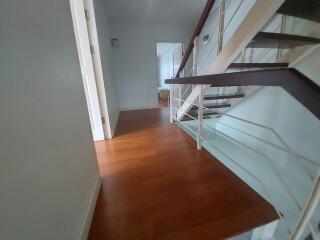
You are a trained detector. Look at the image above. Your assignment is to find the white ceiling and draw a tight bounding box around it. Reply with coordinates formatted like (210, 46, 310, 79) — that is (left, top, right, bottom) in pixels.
(104, 0, 207, 25)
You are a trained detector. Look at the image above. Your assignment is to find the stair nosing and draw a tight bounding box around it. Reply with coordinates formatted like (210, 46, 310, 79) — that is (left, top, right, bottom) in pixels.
(204, 93, 245, 100)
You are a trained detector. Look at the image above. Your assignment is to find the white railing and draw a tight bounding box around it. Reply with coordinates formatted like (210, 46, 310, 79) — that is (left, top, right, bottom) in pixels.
(172, 95, 320, 240)
(168, 1, 320, 239)
(174, 0, 286, 120)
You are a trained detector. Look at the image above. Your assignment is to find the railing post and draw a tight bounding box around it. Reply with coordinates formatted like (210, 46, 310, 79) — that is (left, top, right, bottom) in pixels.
(178, 85, 182, 108)
(192, 36, 199, 90)
(277, 15, 287, 60)
(217, 0, 226, 55)
(217, 0, 225, 103)
(197, 85, 204, 150)
(192, 37, 199, 76)
(169, 84, 174, 123)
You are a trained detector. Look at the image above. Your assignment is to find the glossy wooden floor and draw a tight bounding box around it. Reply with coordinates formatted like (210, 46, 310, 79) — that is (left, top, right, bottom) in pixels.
(88, 104, 278, 240)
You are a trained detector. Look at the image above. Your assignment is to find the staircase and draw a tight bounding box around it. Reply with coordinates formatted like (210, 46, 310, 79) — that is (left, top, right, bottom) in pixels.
(167, 0, 320, 239)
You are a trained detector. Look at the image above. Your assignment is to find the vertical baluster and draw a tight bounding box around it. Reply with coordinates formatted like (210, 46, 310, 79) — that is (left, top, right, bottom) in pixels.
(197, 86, 204, 150)
(178, 84, 182, 108)
(169, 84, 174, 123)
(217, 0, 225, 103)
(192, 37, 199, 77)
(192, 37, 199, 91)
(217, 0, 225, 55)
(277, 15, 287, 60)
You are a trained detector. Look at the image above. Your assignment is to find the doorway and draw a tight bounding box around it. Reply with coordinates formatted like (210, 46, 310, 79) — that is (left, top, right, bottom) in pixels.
(156, 42, 183, 107)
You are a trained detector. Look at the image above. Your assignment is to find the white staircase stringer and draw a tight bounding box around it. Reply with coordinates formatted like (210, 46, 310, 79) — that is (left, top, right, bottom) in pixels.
(177, 0, 285, 121)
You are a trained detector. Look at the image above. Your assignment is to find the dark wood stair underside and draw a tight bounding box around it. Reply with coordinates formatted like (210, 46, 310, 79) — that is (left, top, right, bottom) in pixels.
(247, 32, 320, 49)
(277, 0, 320, 23)
(185, 110, 220, 120)
(229, 63, 289, 69)
(181, 114, 212, 121)
(204, 93, 245, 100)
(165, 68, 320, 120)
(191, 103, 231, 110)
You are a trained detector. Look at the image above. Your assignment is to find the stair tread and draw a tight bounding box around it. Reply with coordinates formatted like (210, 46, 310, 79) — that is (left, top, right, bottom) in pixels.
(188, 110, 220, 117)
(191, 103, 231, 110)
(204, 93, 245, 100)
(247, 32, 320, 49)
(180, 115, 212, 121)
(277, 0, 320, 23)
(229, 62, 289, 69)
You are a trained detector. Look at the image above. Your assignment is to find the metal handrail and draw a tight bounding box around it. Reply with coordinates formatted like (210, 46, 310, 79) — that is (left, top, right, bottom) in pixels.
(172, 96, 318, 171)
(175, 0, 217, 78)
(217, 121, 319, 167)
(185, 0, 234, 77)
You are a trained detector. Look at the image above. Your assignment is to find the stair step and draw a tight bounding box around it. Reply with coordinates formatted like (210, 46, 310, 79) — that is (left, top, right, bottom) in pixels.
(204, 93, 245, 100)
(228, 63, 289, 69)
(277, 0, 320, 23)
(191, 103, 231, 110)
(247, 32, 320, 49)
(180, 115, 212, 121)
(187, 110, 220, 118)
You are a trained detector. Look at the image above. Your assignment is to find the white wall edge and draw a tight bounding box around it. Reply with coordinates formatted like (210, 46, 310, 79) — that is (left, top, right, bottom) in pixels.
(119, 105, 159, 111)
(111, 110, 120, 138)
(77, 175, 101, 240)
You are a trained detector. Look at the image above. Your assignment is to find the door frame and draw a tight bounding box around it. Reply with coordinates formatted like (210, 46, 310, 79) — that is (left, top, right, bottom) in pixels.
(82, 0, 113, 139)
(156, 42, 184, 84)
(69, 0, 112, 140)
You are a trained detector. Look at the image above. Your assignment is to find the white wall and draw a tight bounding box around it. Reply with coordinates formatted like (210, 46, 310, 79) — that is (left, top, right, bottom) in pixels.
(110, 23, 192, 110)
(93, 0, 120, 135)
(0, 1, 100, 239)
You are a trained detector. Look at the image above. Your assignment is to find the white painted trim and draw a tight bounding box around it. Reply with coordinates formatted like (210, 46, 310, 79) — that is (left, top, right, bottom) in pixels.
(83, 0, 112, 140)
(119, 105, 159, 111)
(78, 175, 101, 240)
(69, 0, 105, 141)
(111, 110, 120, 137)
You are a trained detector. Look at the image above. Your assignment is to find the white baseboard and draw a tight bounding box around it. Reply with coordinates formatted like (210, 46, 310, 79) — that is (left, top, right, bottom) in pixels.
(78, 175, 102, 240)
(119, 105, 158, 111)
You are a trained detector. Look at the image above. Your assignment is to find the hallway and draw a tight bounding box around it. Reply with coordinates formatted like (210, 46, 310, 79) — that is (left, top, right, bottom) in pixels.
(88, 106, 278, 240)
